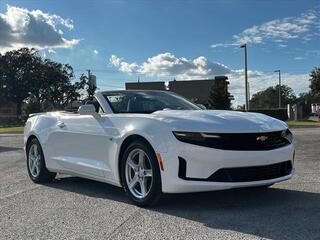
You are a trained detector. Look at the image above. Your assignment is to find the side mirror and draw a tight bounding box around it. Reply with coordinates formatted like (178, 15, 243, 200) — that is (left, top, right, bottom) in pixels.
(78, 104, 99, 116)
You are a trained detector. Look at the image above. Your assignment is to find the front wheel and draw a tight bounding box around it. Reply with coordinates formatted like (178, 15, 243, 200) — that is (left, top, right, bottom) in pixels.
(26, 138, 56, 183)
(120, 140, 162, 207)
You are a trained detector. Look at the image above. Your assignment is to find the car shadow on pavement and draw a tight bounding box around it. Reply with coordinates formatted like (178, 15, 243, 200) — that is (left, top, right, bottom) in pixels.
(46, 176, 132, 204)
(46, 176, 320, 240)
(0, 146, 22, 153)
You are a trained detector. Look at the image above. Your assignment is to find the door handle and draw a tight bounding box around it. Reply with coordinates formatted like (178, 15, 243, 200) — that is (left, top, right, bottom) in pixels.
(57, 122, 66, 128)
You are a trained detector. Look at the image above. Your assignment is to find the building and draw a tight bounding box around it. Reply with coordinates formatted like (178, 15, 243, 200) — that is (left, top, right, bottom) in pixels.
(125, 76, 229, 107)
(169, 79, 215, 105)
(125, 81, 166, 91)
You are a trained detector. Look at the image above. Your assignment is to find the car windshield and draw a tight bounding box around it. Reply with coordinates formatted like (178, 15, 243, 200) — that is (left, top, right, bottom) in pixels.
(103, 91, 200, 113)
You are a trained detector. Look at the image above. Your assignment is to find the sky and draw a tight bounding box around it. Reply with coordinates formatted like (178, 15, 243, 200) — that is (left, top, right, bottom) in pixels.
(0, 0, 319, 106)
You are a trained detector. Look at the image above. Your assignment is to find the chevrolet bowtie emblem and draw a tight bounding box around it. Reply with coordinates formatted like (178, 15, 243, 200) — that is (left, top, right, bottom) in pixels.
(257, 135, 268, 142)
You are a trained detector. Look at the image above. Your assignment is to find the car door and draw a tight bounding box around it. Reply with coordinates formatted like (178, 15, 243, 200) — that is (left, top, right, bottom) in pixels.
(47, 113, 112, 179)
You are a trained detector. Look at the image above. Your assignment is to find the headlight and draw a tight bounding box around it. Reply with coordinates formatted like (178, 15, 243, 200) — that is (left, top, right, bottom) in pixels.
(172, 131, 222, 147)
(282, 129, 293, 143)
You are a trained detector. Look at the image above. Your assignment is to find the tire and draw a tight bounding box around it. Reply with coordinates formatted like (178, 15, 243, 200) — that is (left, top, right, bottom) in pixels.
(26, 138, 56, 183)
(120, 139, 162, 207)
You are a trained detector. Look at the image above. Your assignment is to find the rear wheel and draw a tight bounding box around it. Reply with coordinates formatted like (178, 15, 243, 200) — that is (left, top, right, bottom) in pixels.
(27, 138, 56, 183)
(120, 140, 162, 207)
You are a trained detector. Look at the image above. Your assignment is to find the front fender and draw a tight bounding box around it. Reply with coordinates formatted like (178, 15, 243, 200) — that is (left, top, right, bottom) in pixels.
(111, 118, 172, 186)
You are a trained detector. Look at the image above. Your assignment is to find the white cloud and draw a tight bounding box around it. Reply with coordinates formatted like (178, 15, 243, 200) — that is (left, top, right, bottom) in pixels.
(294, 56, 304, 60)
(110, 55, 139, 73)
(0, 5, 79, 53)
(48, 49, 56, 54)
(210, 43, 238, 48)
(94, 49, 99, 54)
(211, 9, 319, 47)
(109, 52, 231, 79)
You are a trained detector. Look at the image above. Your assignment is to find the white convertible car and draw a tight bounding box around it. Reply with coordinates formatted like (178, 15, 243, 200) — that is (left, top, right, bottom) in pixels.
(24, 90, 294, 206)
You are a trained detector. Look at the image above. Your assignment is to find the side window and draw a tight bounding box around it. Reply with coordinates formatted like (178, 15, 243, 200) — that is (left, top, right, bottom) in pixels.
(106, 95, 127, 113)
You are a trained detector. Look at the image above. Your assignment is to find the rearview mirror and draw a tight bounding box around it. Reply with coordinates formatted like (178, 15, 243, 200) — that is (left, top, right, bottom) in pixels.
(78, 104, 99, 116)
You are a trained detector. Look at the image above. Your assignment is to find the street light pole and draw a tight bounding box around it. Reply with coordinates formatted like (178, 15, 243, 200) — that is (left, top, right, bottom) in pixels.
(274, 70, 281, 108)
(240, 43, 249, 111)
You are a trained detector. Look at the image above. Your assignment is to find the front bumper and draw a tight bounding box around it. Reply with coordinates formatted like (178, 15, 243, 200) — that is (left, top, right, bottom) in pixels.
(160, 140, 295, 193)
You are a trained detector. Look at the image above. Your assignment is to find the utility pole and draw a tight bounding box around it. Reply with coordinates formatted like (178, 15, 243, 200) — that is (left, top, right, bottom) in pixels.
(274, 70, 281, 108)
(87, 69, 91, 80)
(86, 69, 96, 99)
(240, 43, 249, 111)
(247, 81, 250, 108)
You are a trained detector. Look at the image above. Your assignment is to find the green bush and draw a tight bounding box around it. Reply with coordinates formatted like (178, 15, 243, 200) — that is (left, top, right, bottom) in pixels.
(249, 108, 288, 121)
(0, 117, 23, 127)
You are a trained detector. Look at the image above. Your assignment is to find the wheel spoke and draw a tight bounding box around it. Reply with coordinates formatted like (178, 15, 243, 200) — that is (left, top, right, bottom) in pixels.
(31, 161, 36, 173)
(33, 145, 38, 156)
(139, 178, 146, 196)
(128, 175, 139, 189)
(138, 150, 144, 167)
(29, 155, 35, 163)
(34, 163, 39, 175)
(35, 156, 41, 167)
(127, 158, 138, 171)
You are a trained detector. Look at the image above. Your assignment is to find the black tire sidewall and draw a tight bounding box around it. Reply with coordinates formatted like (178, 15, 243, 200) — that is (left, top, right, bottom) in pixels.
(120, 140, 162, 206)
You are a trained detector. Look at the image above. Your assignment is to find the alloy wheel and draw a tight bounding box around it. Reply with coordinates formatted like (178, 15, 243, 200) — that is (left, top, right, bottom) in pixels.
(28, 143, 41, 178)
(125, 149, 153, 199)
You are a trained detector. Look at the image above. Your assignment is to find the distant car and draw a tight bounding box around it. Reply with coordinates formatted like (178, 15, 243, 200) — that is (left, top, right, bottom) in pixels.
(24, 90, 295, 206)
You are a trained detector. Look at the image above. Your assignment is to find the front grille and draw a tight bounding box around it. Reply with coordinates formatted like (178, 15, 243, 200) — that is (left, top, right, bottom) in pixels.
(216, 131, 290, 151)
(178, 157, 292, 182)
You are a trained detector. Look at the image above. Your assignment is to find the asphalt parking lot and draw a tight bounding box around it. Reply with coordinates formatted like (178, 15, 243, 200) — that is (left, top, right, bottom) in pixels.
(0, 128, 319, 240)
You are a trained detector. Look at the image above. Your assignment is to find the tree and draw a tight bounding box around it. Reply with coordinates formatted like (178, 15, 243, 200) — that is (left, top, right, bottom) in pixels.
(208, 79, 231, 110)
(0, 48, 86, 115)
(0, 48, 42, 115)
(309, 67, 320, 98)
(34, 59, 83, 109)
(249, 85, 296, 109)
(291, 67, 320, 117)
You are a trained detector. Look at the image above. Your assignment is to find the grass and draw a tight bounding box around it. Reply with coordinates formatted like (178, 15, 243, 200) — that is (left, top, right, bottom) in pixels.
(0, 126, 24, 133)
(287, 120, 320, 127)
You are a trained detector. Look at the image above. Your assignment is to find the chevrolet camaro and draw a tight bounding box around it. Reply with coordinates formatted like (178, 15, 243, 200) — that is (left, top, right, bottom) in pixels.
(24, 90, 294, 206)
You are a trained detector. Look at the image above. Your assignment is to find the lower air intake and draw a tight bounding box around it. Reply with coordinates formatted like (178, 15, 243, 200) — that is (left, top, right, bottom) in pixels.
(178, 157, 292, 182)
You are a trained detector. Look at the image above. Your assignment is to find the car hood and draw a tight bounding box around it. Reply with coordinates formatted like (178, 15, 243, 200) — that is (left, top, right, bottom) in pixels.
(151, 110, 287, 133)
